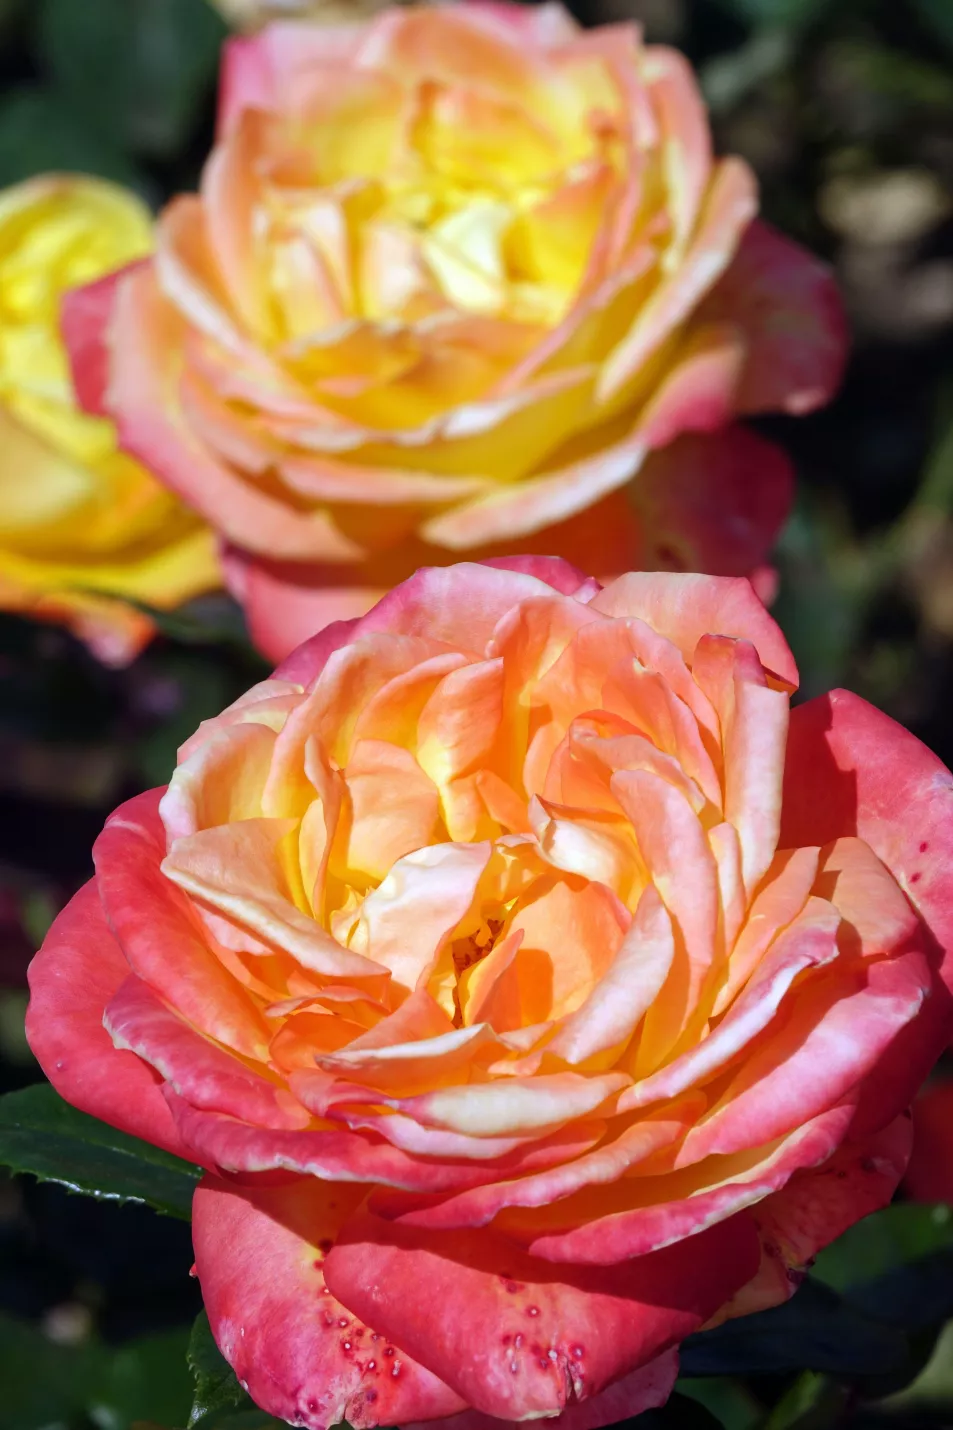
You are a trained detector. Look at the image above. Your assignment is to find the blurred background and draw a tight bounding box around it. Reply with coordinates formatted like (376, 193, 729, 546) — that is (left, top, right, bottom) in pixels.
(2, 0, 953, 1426)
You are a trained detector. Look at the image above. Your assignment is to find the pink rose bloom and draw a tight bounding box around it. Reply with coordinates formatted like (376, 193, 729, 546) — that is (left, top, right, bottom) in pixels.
(63, 3, 845, 661)
(28, 558, 950, 1430)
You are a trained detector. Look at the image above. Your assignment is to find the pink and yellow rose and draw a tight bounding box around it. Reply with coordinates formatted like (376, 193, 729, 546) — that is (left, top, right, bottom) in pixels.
(64, 3, 844, 661)
(0, 175, 220, 665)
(27, 557, 953, 1429)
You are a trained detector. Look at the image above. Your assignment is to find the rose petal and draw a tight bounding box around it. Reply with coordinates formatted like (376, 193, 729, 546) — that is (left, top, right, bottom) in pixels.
(697, 219, 848, 417)
(781, 690, 953, 1125)
(193, 1175, 466, 1430)
(324, 1207, 759, 1419)
(590, 571, 798, 688)
(104, 974, 309, 1129)
(94, 790, 271, 1059)
(25, 881, 193, 1161)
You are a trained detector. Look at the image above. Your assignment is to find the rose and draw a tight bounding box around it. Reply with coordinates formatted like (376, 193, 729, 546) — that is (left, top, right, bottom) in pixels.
(63, 2, 844, 662)
(0, 175, 221, 665)
(27, 557, 953, 1428)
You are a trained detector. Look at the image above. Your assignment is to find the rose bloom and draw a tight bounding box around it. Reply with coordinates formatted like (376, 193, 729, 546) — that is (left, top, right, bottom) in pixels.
(27, 558, 953, 1429)
(0, 176, 220, 665)
(64, 2, 845, 662)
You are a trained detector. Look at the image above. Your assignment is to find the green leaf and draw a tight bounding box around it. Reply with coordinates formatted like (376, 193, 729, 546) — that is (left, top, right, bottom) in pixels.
(813, 1202, 953, 1296)
(37, 0, 227, 160)
(0, 1315, 193, 1430)
(0, 85, 148, 189)
(813, 1202, 953, 1339)
(0, 1082, 201, 1218)
(0, 1310, 98, 1430)
(189, 1312, 252, 1428)
(884, 1319, 953, 1411)
(762, 1372, 847, 1430)
(679, 1277, 909, 1378)
(90, 1326, 194, 1430)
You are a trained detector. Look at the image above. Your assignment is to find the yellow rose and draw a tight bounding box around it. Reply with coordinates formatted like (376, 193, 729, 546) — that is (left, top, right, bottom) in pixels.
(0, 175, 221, 665)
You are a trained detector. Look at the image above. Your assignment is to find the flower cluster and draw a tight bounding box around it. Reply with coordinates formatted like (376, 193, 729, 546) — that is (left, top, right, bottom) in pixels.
(15, 8, 953, 1430)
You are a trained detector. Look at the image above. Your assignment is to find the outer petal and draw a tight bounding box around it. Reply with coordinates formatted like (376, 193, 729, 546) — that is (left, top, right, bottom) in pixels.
(103, 974, 309, 1129)
(193, 1175, 466, 1430)
(271, 562, 580, 683)
(61, 262, 146, 418)
(25, 880, 193, 1160)
(231, 556, 388, 669)
(619, 895, 840, 1114)
(527, 1102, 855, 1266)
(759, 1112, 912, 1272)
(167, 1095, 607, 1195)
(231, 488, 640, 663)
(271, 612, 365, 685)
(629, 427, 794, 594)
(406, 1352, 678, 1430)
(107, 264, 363, 562)
(480, 555, 600, 599)
(697, 219, 848, 417)
(906, 1081, 953, 1203)
(679, 951, 929, 1163)
(359, 563, 574, 653)
(781, 690, 953, 1121)
(217, 20, 370, 132)
(718, 1114, 913, 1322)
(377, 1100, 701, 1234)
(589, 572, 798, 688)
(324, 1207, 760, 1420)
(93, 789, 272, 1060)
(597, 158, 757, 403)
(462, 2, 580, 50)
